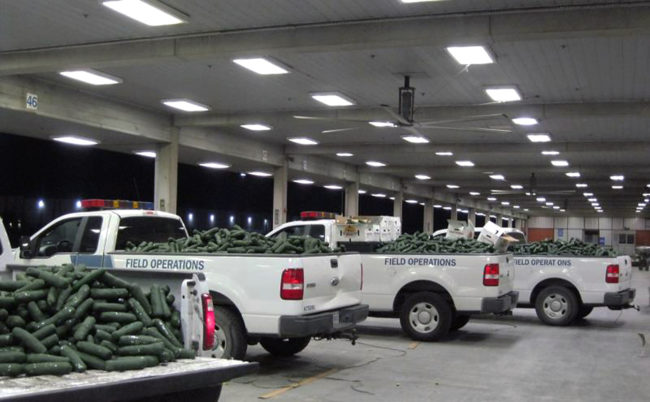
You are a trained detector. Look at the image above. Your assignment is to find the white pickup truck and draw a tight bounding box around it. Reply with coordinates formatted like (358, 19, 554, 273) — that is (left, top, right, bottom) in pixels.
(269, 217, 519, 341)
(12, 207, 368, 360)
(431, 227, 637, 325)
(0, 217, 256, 401)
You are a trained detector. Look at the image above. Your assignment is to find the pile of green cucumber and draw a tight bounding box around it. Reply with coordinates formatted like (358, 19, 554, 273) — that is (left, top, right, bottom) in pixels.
(125, 225, 340, 254)
(0, 265, 194, 377)
(512, 238, 617, 257)
(376, 232, 496, 254)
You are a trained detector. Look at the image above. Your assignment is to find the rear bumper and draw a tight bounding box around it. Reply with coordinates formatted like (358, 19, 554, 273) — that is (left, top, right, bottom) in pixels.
(278, 304, 369, 338)
(604, 288, 636, 306)
(481, 291, 519, 313)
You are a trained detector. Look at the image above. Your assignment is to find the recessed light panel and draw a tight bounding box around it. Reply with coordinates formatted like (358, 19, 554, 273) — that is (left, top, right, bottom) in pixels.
(512, 117, 538, 126)
(402, 135, 430, 144)
(336, 152, 354, 157)
(248, 171, 273, 177)
(415, 174, 431, 180)
(366, 161, 387, 167)
(199, 162, 230, 169)
(446, 46, 494, 65)
(162, 99, 210, 112)
(455, 160, 475, 167)
(435, 151, 453, 156)
(52, 136, 98, 146)
(135, 151, 156, 158)
(60, 69, 122, 86)
(527, 134, 552, 143)
(293, 179, 314, 185)
(241, 124, 271, 131)
(311, 92, 355, 107)
(288, 137, 318, 145)
(485, 87, 522, 102)
(232, 58, 289, 75)
(102, 0, 186, 26)
(369, 121, 397, 128)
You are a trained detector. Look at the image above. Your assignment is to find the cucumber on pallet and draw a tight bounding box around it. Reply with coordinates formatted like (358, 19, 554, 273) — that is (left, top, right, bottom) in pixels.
(0, 351, 27, 363)
(127, 298, 152, 326)
(117, 342, 165, 356)
(12, 327, 47, 353)
(24, 362, 73, 376)
(111, 321, 144, 341)
(105, 356, 159, 372)
(76, 341, 112, 360)
(90, 288, 129, 300)
(26, 353, 70, 363)
(118, 335, 160, 346)
(99, 312, 137, 324)
(60, 345, 86, 372)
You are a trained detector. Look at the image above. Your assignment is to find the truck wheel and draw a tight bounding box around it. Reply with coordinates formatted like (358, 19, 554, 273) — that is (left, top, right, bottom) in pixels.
(449, 314, 471, 331)
(212, 306, 247, 360)
(534, 286, 579, 326)
(577, 305, 594, 319)
(399, 292, 452, 341)
(259, 337, 311, 356)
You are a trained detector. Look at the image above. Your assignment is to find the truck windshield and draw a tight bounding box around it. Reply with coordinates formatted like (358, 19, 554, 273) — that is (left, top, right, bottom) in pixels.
(115, 217, 187, 250)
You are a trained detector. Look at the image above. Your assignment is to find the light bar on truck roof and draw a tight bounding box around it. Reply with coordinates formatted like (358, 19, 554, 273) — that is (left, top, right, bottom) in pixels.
(300, 211, 336, 220)
(81, 199, 154, 210)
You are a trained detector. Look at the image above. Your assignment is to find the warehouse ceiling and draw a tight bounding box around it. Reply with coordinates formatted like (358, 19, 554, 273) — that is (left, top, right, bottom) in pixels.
(2, 0, 650, 217)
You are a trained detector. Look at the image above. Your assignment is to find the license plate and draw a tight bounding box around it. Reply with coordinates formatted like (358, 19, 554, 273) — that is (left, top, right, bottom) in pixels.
(333, 311, 339, 326)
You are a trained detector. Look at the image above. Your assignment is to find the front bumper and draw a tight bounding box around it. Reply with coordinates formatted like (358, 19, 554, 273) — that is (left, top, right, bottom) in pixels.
(481, 291, 519, 313)
(604, 288, 636, 306)
(278, 304, 369, 338)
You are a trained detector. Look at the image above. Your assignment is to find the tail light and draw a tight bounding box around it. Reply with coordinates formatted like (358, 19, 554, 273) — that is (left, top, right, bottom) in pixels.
(201, 293, 215, 350)
(606, 264, 619, 284)
(483, 264, 500, 286)
(281, 268, 304, 300)
(360, 263, 364, 290)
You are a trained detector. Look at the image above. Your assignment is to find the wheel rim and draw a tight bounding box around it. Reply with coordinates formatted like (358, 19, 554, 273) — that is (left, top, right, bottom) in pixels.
(408, 302, 439, 334)
(212, 323, 227, 357)
(542, 293, 569, 320)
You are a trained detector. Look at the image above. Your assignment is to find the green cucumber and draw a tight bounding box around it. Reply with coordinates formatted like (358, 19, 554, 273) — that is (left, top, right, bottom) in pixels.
(76, 341, 112, 360)
(100, 340, 118, 353)
(12, 327, 47, 353)
(39, 306, 75, 327)
(55, 287, 73, 310)
(93, 302, 127, 313)
(117, 342, 165, 356)
(0, 308, 7, 321)
(90, 288, 129, 299)
(25, 353, 70, 363)
(40, 333, 59, 349)
(94, 324, 117, 333)
(76, 351, 105, 370)
(60, 345, 86, 372)
(47, 287, 59, 308)
(27, 301, 46, 322)
(16, 279, 46, 292)
(95, 329, 112, 343)
(24, 362, 72, 376)
(99, 272, 132, 289)
(127, 298, 152, 326)
(153, 319, 182, 347)
(129, 286, 152, 315)
(32, 323, 56, 340)
(170, 310, 180, 328)
(99, 312, 137, 324)
(117, 335, 161, 346)
(73, 298, 95, 320)
(0, 280, 28, 291)
(72, 269, 105, 291)
(0, 351, 26, 363)
(176, 348, 195, 359)
(105, 356, 159, 372)
(65, 284, 90, 308)
(150, 285, 165, 318)
(73, 316, 96, 341)
(0, 363, 24, 376)
(0, 296, 16, 308)
(7, 315, 26, 328)
(111, 322, 143, 341)
(27, 268, 70, 289)
(0, 334, 13, 347)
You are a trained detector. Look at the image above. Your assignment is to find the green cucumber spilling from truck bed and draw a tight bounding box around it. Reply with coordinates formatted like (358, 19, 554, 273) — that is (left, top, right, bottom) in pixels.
(512, 238, 617, 257)
(375, 232, 496, 254)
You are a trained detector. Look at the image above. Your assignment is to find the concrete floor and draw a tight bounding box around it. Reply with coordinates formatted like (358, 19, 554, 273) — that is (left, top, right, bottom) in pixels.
(221, 270, 650, 401)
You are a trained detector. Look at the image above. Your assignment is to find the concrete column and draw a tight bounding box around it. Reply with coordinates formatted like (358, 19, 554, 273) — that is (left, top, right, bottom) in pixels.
(450, 205, 458, 221)
(272, 160, 288, 228)
(496, 214, 503, 227)
(468, 208, 476, 226)
(393, 191, 403, 219)
(154, 129, 178, 213)
(344, 181, 359, 217)
(423, 200, 434, 233)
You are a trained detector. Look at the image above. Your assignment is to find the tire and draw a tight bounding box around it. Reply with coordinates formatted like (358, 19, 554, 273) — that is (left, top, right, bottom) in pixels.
(399, 292, 452, 341)
(534, 286, 579, 326)
(450, 314, 471, 331)
(259, 337, 311, 357)
(577, 305, 594, 319)
(211, 306, 247, 360)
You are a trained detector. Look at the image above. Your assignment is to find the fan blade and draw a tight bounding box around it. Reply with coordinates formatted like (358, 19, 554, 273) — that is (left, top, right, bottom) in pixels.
(546, 190, 577, 194)
(490, 190, 523, 195)
(418, 125, 511, 133)
(321, 127, 359, 134)
(293, 115, 370, 123)
(381, 106, 411, 126)
(417, 114, 505, 125)
(402, 125, 428, 138)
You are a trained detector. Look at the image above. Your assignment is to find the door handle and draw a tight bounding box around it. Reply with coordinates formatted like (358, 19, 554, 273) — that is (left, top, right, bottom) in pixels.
(330, 258, 338, 268)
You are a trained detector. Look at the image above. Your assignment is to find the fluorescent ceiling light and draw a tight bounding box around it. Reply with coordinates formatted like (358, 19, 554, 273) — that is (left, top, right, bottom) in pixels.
(469, 192, 480, 196)
(610, 175, 624, 181)
(405, 199, 419, 204)
(336, 152, 354, 157)
(536, 197, 546, 202)
(434, 204, 443, 208)
(512, 117, 538, 126)
(597, 210, 604, 213)
(588, 198, 597, 202)
(135, 151, 156, 158)
(232, 58, 288, 75)
(358, 189, 367, 194)
(324, 185, 343, 190)
(102, 0, 186, 26)
(489, 174, 505, 181)
(435, 151, 453, 156)
(389, 197, 396, 200)
(311, 92, 355, 107)
(551, 160, 569, 167)
(293, 179, 314, 185)
(576, 183, 588, 188)
(524, 208, 529, 211)
(485, 87, 522, 102)
(446, 46, 494, 65)
(446, 184, 459, 189)
(59, 69, 122, 86)
(402, 135, 430, 144)
(366, 161, 386, 167)
(371, 193, 386, 198)
(545, 202, 554, 206)
(553, 206, 560, 210)
(510, 184, 523, 189)
(527, 134, 551, 143)
(455, 160, 475, 167)
(443, 206, 452, 211)
(583, 193, 594, 197)
(566, 172, 581, 178)
(541, 150, 560, 156)
(513, 205, 520, 209)
(639, 203, 647, 207)
(240, 124, 271, 131)
(415, 174, 431, 180)
(162, 99, 210, 112)
(369, 121, 397, 128)
(560, 209, 566, 212)
(248, 171, 273, 177)
(612, 185, 623, 189)
(487, 197, 497, 201)
(52, 136, 98, 146)
(199, 162, 230, 169)
(501, 201, 510, 206)
(288, 137, 318, 145)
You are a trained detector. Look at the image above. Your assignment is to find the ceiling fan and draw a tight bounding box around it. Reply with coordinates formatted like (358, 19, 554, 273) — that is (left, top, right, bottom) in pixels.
(490, 173, 576, 196)
(294, 76, 512, 137)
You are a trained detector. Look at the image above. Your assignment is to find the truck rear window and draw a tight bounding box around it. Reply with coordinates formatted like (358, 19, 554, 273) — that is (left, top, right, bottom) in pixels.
(115, 217, 187, 250)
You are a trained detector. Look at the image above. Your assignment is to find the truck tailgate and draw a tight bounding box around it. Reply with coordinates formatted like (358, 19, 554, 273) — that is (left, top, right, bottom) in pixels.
(300, 253, 362, 313)
(617, 255, 633, 290)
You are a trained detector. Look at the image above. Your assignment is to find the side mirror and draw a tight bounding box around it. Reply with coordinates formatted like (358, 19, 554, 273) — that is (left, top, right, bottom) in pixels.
(19, 236, 33, 259)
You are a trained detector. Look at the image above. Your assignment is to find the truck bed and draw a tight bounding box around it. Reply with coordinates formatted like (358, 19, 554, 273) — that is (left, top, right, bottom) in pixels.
(0, 357, 257, 402)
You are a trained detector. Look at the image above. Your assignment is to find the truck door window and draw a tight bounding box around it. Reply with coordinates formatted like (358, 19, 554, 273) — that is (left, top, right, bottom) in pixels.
(34, 218, 82, 256)
(79, 217, 102, 253)
(308, 225, 326, 240)
(115, 217, 187, 250)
